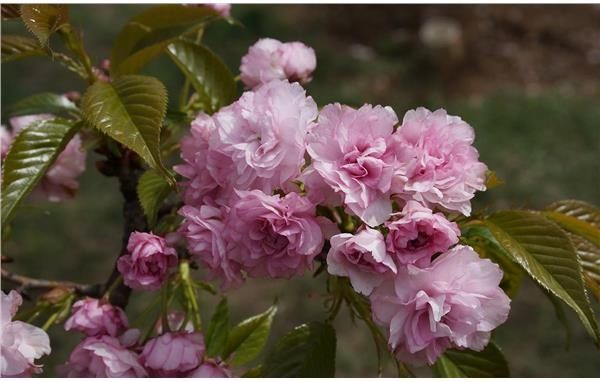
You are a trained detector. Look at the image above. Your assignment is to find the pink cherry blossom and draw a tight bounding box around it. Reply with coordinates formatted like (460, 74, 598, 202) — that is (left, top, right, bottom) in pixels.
(58, 335, 147, 377)
(385, 201, 460, 267)
(370, 245, 510, 366)
(178, 204, 244, 289)
(1, 290, 51, 377)
(204, 3, 231, 17)
(64, 297, 128, 337)
(240, 38, 316, 88)
(117, 231, 178, 291)
(327, 227, 396, 295)
(213, 80, 318, 193)
(1, 125, 11, 160)
(306, 103, 399, 226)
(226, 189, 325, 279)
(391, 107, 487, 216)
(188, 359, 233, 377)
(174, 113, 234, 206)
(297, 165, 343, 207)
(140, 332, 205, 377)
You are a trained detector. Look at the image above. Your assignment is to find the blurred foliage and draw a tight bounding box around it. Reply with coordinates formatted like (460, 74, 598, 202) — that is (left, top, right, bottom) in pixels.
(1, 4, 599, 377)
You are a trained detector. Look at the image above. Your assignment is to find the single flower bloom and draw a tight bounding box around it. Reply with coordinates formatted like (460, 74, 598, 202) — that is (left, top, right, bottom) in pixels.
(178, 204, 244, 289)
(240, 38, 316, 88)
(226, 189, 325, 279)
(370, 245, 511, 366)
(1, 290, 51, 378)
(64, 297, 128, 337)
(117, 231, 178, 291)
(140, 332, 205, 377)
(391, 107, 487, 216)
(385, 201, 460, 267)
(307, 103, 399, 226)
(327, 227, 396, 295)
(58, 335, 147, 377)
(213, 80, 318, 194)
(188, 359, 233, 377)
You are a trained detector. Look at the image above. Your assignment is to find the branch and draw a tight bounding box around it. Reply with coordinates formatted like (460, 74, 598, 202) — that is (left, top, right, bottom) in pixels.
(1, 267, 102, 297)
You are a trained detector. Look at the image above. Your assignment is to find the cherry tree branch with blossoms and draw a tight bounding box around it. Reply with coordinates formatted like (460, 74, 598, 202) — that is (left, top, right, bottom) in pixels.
(1, 3, 599, 379)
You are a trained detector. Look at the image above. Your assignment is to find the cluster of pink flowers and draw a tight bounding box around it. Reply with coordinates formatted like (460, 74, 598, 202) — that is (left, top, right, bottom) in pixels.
(1, 113, 87, 202)
(175, 37, 509, 366)
(60, 297, 232, 377)
(1, 290, 51, 377)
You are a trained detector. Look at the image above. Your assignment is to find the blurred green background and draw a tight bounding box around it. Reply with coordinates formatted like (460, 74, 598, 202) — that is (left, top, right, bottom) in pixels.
(2, 4, 600, 377)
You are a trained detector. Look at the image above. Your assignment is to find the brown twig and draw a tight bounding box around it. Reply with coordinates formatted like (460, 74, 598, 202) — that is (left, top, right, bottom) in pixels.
(1, 267, 102, 297)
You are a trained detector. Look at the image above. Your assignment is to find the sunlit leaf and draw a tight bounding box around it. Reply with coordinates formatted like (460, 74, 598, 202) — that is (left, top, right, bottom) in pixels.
(81, 75, 173, 185)
(20, 4, 69, 46)
(205, 297, 229, 358)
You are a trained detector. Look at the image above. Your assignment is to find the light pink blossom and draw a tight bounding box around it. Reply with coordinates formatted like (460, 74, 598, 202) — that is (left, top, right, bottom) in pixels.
(1, 125, 11, 160)
(327, 228, 396, 295)
(178, 204, 244, 289)
(307, 103, 399, 226)
(1, 290, 51, 377)
(117, 231, 178, 291)
(370, 245, 510, 366)
(226, 189, 325, 279)
(385, 201, 460, 267)
(140, 332, 205, 377)
(213, 80, 318, 193)
(240, 38, 316, 88)
(297, 165, 343, 207)
(64, 298, 128, 337)
(204, 3, 231, 17)
(392, 107, 487, 216)
(174, 113, 234, 206)
(188, 359, 233, 377)
(59, 335, 147, 377)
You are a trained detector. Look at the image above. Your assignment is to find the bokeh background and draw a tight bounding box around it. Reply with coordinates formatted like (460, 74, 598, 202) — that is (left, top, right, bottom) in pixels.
(2, 4, 600, 377)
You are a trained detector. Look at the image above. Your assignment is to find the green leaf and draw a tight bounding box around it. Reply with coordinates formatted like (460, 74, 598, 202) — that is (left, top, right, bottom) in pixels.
(1, 35, 45, 63)
(111, 5, 219, 75)
(5, 92, 78, 118)
(485, 210, 600, 344)
(546, 200, 600, 228)
(461, 225, 524, 298)
(223, 305, 277, 366)
(566, 232, 600, 300)
(81, 75, 173, 185)
(261, 322, 337, 378)
(1, 119, 79, 227)
(167, 40, 236, 113)
(137, 169, 171, 227)
(432, 342, 509, 378)
(205, 297, 229, 358)
(20, 4, 69, 46)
